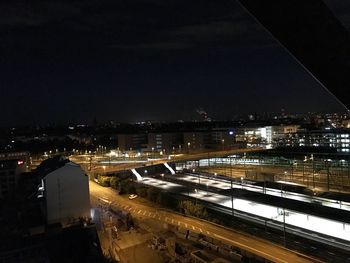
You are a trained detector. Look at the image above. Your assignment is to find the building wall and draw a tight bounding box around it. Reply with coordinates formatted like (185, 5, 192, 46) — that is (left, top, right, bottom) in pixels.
(183, 131, 236, 150)
(147, 133, 183, 152)
(276, 130, 350, 153)
(183, 132, 206, 151)
(117, 134, 147, 151)
(44, 162, 90, 224)
(0, 159, 26, 199)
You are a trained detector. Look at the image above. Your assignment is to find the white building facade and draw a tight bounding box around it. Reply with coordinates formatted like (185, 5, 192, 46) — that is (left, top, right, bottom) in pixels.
(42, 161, 90, 224)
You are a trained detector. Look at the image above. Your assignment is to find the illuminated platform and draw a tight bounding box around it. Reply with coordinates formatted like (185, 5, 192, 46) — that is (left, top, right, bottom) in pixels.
(140, 176, 350, 248)
(177, 173, 350, 212)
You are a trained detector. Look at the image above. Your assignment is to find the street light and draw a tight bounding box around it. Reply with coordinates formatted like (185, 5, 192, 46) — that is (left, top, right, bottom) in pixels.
(187, 142, 191, 154)
(284, 171, 287, 182)
(221, 139, 225, 150)
(310, 154, 315, 189)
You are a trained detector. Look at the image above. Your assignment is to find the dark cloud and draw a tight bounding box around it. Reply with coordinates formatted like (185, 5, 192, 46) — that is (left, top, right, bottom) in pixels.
(0, 0, 348, 125)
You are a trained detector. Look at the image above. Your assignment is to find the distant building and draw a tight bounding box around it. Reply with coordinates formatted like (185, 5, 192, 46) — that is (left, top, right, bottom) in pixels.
(284, 129, 350, 153)
(0, 151, 29, 199)
(183, 130, 236, 151)
(37, 156, 90, 224)
(117, 133, 147, 151)
(236, 125, 299, 149)
(148, 132, 183, 153)
(183, 132, 210, 151)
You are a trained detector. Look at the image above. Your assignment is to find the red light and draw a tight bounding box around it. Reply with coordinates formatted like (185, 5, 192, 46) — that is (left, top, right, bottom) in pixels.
(17, 160, 24, 165)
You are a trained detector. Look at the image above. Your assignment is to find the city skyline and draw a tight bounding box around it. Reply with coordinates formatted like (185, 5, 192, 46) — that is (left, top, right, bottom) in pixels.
(1, 0, 349, 125)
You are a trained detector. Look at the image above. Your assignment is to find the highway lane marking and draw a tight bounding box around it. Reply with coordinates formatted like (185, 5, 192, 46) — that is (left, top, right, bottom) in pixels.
(143, 211, 147, 215)
(192, 226, 195, 230)
(212, 234, 289, 263)
(199, 228, 203, 233)
(138, 210, 141, 214)
(185, 223, 188, 228)
(206, 231, 210, 235)
(148, 212, 152, 216)
(178, 221, 181, 226)
(128, 207, 132, 211)
(171, 219, 174, 224)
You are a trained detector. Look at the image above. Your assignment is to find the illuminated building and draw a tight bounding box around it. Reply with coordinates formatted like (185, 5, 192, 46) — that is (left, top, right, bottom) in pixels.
(37, 156, 90, 224)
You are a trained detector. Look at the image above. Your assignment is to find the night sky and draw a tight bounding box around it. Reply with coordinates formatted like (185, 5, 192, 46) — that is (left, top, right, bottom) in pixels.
(1, 0, 349, 125)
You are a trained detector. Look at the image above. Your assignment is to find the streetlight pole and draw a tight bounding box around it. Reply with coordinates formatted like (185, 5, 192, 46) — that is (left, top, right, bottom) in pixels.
(231, 178, 234, 216)
(283, 208, 286, 247)
(194, 189, 198, 205)
(311, 155, 315, 189)
(326, 160, 331, 191)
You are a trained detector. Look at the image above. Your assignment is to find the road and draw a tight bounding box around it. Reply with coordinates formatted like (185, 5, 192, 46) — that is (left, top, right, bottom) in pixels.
(89, 181, 318, 263)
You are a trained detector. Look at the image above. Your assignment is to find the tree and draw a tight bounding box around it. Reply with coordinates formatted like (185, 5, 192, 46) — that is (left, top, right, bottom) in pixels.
(98, 175, 110, 187)
(178, 200, 208, 219)
(119, 180, 136, 194)
(146, 187, 160, 202)
(109, 177, 121, 190)
(135, 187, 147, 198)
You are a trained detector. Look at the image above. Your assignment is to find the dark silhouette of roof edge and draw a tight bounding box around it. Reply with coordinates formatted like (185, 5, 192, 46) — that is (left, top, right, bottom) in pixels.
(237, 0, 350, 111)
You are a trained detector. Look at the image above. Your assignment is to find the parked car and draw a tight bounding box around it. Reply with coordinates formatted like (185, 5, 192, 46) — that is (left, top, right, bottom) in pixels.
(129, 194, 138, 200)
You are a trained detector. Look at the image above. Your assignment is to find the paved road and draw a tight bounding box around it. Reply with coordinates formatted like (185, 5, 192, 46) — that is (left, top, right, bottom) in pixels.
(89, 181, 318, 263)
